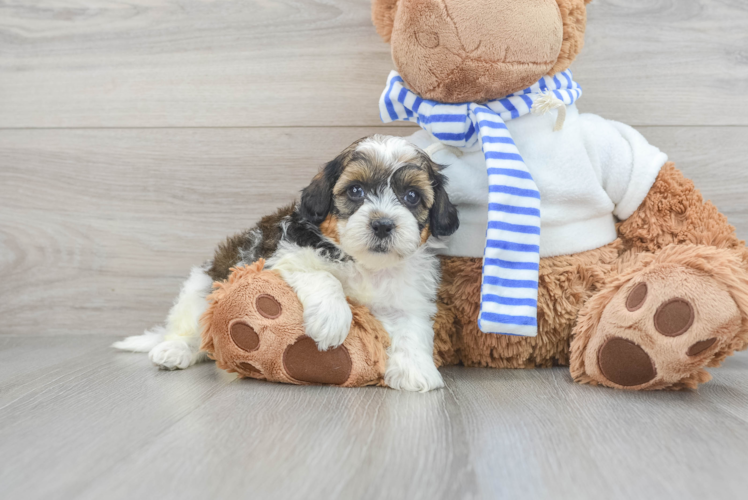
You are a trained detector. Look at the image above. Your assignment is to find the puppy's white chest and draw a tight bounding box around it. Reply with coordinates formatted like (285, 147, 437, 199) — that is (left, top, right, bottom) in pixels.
(340, 261, 434, 318)
(340, 268, 395, 307)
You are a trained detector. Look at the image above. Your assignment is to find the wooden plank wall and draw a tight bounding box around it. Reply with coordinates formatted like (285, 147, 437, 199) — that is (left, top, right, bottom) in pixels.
(1, 0, 747, 336)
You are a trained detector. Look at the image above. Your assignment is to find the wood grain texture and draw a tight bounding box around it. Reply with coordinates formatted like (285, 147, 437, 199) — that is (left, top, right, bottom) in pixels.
(0, 337, 236, 500)
(0, 336, 746, 500)
(1, 0, 747, 128)
(1, 1, 747, 499)
(1, 126, 747, 337)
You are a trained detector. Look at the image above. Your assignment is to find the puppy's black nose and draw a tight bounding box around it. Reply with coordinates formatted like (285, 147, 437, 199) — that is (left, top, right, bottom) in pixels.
(371, 218, 395, 239)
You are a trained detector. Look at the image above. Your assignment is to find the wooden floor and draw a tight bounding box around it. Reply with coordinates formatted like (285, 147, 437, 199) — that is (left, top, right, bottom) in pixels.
(1, 1, 748, 499)
(1, 336, 748, 500)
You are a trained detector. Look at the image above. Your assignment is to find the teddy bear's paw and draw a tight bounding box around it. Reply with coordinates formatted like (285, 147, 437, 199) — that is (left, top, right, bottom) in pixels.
(223, 315, 372, 386)
(221, 300, 355, 385)
(582, 266, 742, 390)
(227, 321, 354, 386)
(201, 267, 388, 387)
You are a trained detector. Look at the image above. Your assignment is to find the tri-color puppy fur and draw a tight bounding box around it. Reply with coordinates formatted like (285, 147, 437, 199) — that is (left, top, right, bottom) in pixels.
(113, 135, 459, 392)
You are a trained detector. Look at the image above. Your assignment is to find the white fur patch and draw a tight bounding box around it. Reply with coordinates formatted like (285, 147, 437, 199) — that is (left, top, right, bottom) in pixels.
(111, 326, 166, 352)
(385, 351, 445, 392)
(356, 135, 419, 168)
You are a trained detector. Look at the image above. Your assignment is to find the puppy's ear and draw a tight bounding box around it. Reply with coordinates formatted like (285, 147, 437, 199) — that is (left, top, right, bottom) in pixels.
(372, 0, 400, 43)
(300, 153, 347, 225)
(428, 165, 459, 237)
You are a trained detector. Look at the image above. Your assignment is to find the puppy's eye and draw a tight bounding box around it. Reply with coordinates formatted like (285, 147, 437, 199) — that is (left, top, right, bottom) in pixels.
(347, 184, 365, 201)
(403, 190, 421, 206)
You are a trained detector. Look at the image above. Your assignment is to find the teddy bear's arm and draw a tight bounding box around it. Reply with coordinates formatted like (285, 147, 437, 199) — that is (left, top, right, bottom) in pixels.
(617, 163, 746, 256)
(578, 115, 668, 223)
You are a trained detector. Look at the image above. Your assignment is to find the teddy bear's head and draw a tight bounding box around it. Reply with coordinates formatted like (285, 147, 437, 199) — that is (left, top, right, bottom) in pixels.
(373, 0, 591, 103)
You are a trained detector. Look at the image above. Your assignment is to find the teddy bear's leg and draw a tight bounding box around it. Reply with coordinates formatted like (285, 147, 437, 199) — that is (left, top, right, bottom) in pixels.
(570, 163, 748, 390)
(201, 260, 390, 387)
(570, 245, 748, 390)
(435, 243, 617, 369)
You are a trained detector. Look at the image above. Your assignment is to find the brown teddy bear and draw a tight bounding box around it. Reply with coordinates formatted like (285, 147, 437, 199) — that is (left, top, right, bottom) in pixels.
(201, 0, 748, 390)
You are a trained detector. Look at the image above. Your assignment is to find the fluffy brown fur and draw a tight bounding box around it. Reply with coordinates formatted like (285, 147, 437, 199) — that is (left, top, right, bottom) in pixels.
(434, 243, 618, 369)
(549, 0, 590, 76)
(618, 163, 745, 254)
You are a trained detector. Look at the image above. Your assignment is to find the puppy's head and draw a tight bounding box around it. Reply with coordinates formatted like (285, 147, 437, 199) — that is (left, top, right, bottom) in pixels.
(300, 135, 459, 269)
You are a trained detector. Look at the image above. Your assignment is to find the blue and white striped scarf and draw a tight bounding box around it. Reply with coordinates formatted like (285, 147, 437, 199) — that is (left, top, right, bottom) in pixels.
(379, 70, 582, 336)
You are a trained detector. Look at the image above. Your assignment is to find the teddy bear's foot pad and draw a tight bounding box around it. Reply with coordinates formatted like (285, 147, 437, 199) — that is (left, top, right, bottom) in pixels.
(282, 336, 352, 385)
(230, 322, 260, 352)
(577, 263, 742, 390)
(597, 337, 656, 387)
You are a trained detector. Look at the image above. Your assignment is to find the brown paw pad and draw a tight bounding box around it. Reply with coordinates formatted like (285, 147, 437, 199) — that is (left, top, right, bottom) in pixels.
(654, 298, 694, 337)
(687, 338, 718, 357)
(256, 294, 282, 319)
(626, 282, 648, 311)
(598, 337, 657, 387)
(230, 322, 260, 352)
(282, 336, 352, 386)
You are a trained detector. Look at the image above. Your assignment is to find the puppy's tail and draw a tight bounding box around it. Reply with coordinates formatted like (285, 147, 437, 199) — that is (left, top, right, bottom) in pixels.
(112, 326, 166, 352)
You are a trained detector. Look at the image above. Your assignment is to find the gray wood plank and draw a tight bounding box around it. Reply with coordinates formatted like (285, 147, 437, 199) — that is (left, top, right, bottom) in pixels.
(0, 336, 236, 500)
(1, 336, 743, 500)
(443, 361, 748, 500)
(579, 0, 748, 127)
(699, 353, 748, 423)
(78, 376, 478, 500)
(1, 0, 746, 128)
(0, 335, 117, 402)
(1, 125, 747, 337)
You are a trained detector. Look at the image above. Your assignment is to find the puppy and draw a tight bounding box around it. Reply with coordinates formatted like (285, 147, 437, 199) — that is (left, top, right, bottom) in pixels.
(113, 135, 459, 392)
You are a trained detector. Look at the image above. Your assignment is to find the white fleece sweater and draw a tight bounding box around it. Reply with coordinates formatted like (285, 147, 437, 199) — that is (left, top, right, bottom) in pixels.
(408, 104, 668, 258)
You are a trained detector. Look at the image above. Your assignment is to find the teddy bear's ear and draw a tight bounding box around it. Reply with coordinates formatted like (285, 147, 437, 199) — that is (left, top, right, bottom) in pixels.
(550, 0, 589, 76)
(372, 0, 400, 43)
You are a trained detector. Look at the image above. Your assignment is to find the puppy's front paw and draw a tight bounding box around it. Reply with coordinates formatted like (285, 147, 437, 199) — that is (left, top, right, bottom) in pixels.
(385, 354, 444, 392)
(303, 299, 353, 351)
(149, 340, 197, 370)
